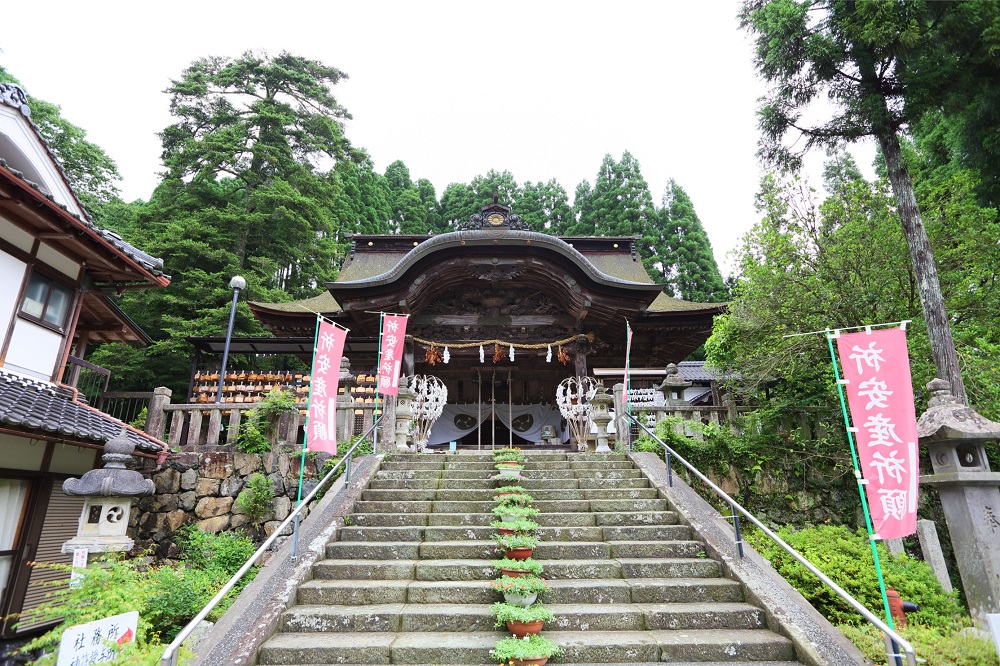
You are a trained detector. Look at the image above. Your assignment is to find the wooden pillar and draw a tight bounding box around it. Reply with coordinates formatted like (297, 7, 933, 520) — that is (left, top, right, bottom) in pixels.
(574, 334, 588, 377)
(403, 335, 415, 377)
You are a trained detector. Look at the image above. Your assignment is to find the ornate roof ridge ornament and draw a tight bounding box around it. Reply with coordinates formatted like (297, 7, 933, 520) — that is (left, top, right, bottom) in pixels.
(458, 197, 530, 231)
(0, 82, 31, 117)
(63, 427, 156, 497)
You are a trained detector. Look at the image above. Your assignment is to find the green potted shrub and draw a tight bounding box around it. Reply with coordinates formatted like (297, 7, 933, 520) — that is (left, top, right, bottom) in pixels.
(494, 461, 524, 471)
(490, 574, 549, 608)
(493, 533, 539, 560)
(491, 602, 554, 638)
(495, 484, 527, 496)
(494, 492, 533, 508)
(492, 557, 544, 578)
(493, 447, 524, 463)
(492, 505, 539, 523)
(491, 518, 539, 535)
(490, 470, 526, 484)
(490, 634, 561, 666)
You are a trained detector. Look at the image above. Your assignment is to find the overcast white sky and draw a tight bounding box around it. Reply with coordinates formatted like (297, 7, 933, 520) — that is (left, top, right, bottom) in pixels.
(3, 1, 811, 275)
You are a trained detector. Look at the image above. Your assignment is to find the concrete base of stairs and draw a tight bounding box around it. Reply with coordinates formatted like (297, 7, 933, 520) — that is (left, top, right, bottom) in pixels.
(629, 452, 866, 666)
(191, 454, 384, 666)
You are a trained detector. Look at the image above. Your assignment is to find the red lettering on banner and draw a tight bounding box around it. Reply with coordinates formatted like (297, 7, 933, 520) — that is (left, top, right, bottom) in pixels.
(377, 315, 408, 396)
(307, 320, 345, 455)
(836, 328, 918, 539)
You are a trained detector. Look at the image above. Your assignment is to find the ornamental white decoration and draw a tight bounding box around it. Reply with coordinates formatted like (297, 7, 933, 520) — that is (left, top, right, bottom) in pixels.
(409, 374, 448, 452)
(443, 346, 450, 364)
(479, 345, 485, 364)
(556, 376, 599, 449)
(546, 345, 552, 363)
(509, 345, 515, 362)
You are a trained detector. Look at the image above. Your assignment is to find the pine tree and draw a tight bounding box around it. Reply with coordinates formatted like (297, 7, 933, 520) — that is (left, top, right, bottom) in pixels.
(519, 179, 573, 233)
(659, 180, 728, 302)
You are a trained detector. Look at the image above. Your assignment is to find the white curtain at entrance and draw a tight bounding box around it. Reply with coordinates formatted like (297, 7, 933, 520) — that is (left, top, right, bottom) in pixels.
(0, 479, 29, 603)
(427, 404, 569, 446)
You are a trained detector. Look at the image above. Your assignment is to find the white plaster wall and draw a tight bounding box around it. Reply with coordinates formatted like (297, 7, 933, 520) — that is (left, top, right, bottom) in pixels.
(0, 105, 84, 218)
(49, 443, 98, 475)
(4, 319, 63, 381)
(0, 251, 26, 336)
(0, 216, 33, 253)
(35, 242, 80, 279)
(0, 434, 46, 471)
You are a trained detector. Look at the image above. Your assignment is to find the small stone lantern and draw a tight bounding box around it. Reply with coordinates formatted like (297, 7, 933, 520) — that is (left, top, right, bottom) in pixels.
(656, 363, 692, 407)
(918, 378, 1000, 625)
(62, 428, 156, 558)
(590, 386, 614, 452)
(335, 356, 357, 442)
(395, 376, 416, 452)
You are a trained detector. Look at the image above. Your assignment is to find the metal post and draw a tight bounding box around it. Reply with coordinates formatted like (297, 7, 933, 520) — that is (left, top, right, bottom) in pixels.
(345, 455, 352, 483)
(215, 276, 246, 404)
(665, 450, 673, 487)
(731, 502, 744, 559)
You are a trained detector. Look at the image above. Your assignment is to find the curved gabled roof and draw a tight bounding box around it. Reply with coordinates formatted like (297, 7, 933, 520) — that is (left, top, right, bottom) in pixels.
(326, 230, 664, 294)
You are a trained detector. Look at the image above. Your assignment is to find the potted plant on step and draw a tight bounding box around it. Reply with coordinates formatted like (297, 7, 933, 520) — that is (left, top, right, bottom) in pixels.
(490, 574, 548, 607)
(491, 518, 539, 536)
(493, 447, 524, 463)
(491, 504, 539, 524)
(495, 484, 527, 497)
(494, 492, 533, 507)
(490, 469, 526, 484)
(492, 557, 544, 578)
(493, 533, 539, 560)
(494, 461, 525, 471)
(491, 602, 554, 638)
(490, 634, 561, 666)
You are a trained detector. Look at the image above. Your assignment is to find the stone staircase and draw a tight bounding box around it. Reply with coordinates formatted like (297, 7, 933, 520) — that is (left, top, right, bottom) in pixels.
(256, 452, 805, 665)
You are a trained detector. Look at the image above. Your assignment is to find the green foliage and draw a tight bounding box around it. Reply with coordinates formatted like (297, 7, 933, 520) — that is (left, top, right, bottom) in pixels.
(658, 180, 728, 302)
(18, 529, 257, 664)
(492, 533, 539, 550)
(490, 634, 561, 662)
(491, 505, 540, 520)
(236, 473, 275, 525)
(236, 388, 298, 453)
(489, 574, 549, 596)
(235, 420, 270, 454)
(839, 622, 998, 666)
(745, 525, 963, 627)
(489, 602, 554, 626)
(176, 525, 257, 576)
(495, 485, 526, 495)
(129, 406, 149, 430)
(490, 519, 539, 534)
(494, 493, 533, 508)
(491, 557, 544, 576)
(492, 447, 524, 463)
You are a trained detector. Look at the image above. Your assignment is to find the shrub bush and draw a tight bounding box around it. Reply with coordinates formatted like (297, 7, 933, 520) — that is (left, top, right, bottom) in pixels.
(839, 622, 998, 666)
(745, 524, 963, 627)
(236, 472, 275, 525)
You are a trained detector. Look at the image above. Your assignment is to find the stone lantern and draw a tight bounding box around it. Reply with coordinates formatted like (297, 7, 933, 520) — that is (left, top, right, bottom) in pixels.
(395, 376, 416, 452)
(62, 428, 155, 559)
(917, 378, 1000, 624)
(335, 356, 357, 443)
(655, 363, 692, 407)
(590, 386, 614, 452)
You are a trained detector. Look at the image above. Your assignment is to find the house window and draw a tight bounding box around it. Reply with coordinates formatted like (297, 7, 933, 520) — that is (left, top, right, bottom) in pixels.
(20, 273, 72, 328)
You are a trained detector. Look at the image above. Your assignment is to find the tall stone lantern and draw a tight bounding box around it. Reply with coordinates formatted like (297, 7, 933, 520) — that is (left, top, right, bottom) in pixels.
(590, 386, 614, 452)
(655, 363, 692, 407)
(917, 378, 1000, 624)
(62, 428, 156, 559)
(395, 375, 416, 452)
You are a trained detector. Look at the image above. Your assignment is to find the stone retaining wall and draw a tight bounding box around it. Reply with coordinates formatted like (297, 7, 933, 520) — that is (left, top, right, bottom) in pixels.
(129, 449, 323, 557)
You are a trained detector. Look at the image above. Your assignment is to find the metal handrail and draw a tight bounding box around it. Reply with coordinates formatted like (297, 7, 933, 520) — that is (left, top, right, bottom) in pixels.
(626, 413, 917, 666)
(159, 416, 384, 666)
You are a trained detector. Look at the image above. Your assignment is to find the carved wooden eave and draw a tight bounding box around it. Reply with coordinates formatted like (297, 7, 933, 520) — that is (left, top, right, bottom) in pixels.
(327, 230, 664, 336)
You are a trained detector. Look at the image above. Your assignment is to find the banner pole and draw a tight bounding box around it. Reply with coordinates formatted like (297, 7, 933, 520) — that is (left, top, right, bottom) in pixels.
(373, 313, 385, 453)
(825, 329, 895, 630)
(625, 319, 633, 450)
(292, 314, 322, 562)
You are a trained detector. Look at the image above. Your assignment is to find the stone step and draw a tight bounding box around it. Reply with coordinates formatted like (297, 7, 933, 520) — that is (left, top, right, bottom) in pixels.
(413, 540, 616, 560)
(258, 629, 795, 664)
(338, 525, 609, 543)
(347, 510, 680, 528)
(360, 488, 661, 501)
(438, 469, 645, 480)
(352, 498, 673, 514)
(280, 601, 765, 633)
(264, 663, 801, 666)
(296, 577, 745, 607)
(421, 477, 652, 490)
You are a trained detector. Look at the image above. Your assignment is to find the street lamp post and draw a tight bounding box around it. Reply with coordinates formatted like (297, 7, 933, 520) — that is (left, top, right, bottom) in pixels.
(215, 276, 246, 404)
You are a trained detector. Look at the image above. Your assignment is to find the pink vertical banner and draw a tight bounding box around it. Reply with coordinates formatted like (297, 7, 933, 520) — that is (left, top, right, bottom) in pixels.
(306, 319, 346, 455)
(377, 314, 408, 396)
(836, 328, 918, 539)
(624, 321, 633, 405)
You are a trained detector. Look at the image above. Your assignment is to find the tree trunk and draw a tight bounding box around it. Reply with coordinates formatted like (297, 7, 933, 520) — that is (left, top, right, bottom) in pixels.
(878, 131, 967, 404)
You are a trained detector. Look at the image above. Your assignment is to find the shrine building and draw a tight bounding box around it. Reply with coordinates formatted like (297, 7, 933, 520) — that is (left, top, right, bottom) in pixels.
(243, 199, 725, 448)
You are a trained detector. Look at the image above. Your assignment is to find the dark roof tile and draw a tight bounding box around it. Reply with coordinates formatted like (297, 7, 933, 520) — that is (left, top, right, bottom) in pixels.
(0, 369, 165, 454)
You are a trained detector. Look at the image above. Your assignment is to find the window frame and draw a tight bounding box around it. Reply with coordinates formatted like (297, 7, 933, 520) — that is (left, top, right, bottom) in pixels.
(17, 269, 76, 333)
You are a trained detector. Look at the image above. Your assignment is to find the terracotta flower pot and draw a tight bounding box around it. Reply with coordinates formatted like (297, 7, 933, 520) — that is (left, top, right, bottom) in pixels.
(500, 568, 530, 578)
(498, 461, 521, 467)
(497, 491, 518, 497)
(504, 547, 534, 561)
(497, 527, 517, 535)
(511, 658, 548, 666)
(506, 619, 544, 638)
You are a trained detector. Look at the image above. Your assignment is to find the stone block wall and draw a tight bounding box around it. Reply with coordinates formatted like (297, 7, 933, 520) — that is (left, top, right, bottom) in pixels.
(129, 449, 323, 557)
